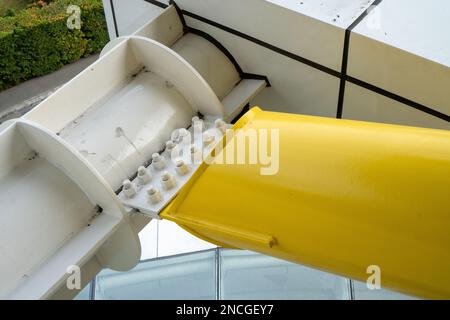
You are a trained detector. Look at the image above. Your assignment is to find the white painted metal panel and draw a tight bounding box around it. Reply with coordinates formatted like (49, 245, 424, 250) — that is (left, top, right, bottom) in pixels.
(103, 0, 164, 37)
(59, 69, 192, 189)
(172, 33, 241, 100)
(10, 214, 119, 300)
(267, 0, 377, 29)
(349, 0, 450, 118)
(134, 5, 184, 46)
(0, 120, 141, 299)
(24, 41, 141, 133)
(17, 120, 141, 272)
(186, 16, 340, 118)
(343, 82, 450, 130)
(222, 79, 267, 121)
(155, 0, 347, 72)
(27, 37, 228, 189)
(129, 36, 225, 116)
(352, 0, 450, 67)
(105, 6, 244, 113)
(101, 5, 183, 57)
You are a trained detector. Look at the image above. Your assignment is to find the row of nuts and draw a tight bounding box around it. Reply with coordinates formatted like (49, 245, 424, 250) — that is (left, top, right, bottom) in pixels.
(123, 118, 227, 203)
(122, 160, 191, 203)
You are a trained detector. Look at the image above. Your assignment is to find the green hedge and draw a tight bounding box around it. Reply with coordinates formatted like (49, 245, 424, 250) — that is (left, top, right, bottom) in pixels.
(0, 0, 109, 91)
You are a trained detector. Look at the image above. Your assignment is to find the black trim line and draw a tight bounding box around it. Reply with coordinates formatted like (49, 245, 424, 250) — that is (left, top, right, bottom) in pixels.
(187, 27, 244, 75)
(169, 1, 187, 29)
(109, 0, 119, 38)
(347, 76, 450, 122)
(142, 0, 338, 78)
(337, 0, 383, 118)
(336, 33, 351, 118)
(231, 103, 250, 124)
(89, 277, 96, 300)
(170, 1, 271, 87)
(349, 279, 355, 300)
(187, 27, 271, 87)
(144, 0, 168, 9)
(241, 73, 271, 87)
(182, 10, 341, 79)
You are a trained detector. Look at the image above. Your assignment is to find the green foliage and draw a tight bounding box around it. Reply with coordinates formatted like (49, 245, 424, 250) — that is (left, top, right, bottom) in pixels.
(0, 1, 33, 18)
(0, 0, 109, 90)
(5, 8, 16, 17)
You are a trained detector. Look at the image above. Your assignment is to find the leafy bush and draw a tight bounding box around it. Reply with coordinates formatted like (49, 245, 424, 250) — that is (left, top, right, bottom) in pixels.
(0, 0, 109, 90)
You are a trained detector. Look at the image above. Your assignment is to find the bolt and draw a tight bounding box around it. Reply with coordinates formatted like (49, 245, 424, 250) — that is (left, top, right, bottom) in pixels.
(147, 186, 162, 204)
(161, 171, 176, 190)
(123, 179, 132, 189)
(171, 128, 180, 142)
(178, 128, 191, 145)
(179, 128, 189, 137)
(192, 116, 204, 130)
(152, 153, 165, 170)
(137, 166, 151, 185)
(175, 159, 189, 175)
(166, 140, 176, 152)
(203, 132, 215, 146)
(215, 119, 227, 134)
(152, 153, 161, 161)
(172, 128, 191, 144)
(122, 179, 136, 198)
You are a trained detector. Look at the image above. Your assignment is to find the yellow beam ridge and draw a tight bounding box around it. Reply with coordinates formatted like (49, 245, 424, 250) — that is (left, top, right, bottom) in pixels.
(161, 107, 450, 299)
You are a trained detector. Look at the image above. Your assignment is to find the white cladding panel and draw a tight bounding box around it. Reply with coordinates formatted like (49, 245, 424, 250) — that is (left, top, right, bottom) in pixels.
(348, 0, 450, 118)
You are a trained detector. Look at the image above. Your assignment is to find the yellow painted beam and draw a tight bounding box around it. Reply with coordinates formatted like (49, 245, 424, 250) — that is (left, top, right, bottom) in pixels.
(162, 107, 450, 299)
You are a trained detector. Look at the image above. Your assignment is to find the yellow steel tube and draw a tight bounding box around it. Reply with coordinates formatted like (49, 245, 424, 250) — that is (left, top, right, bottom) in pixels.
(161, 107, 450, 299)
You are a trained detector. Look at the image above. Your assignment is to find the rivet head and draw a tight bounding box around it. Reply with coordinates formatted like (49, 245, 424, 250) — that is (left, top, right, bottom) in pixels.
(178, 129, 191, 145)
(166, 140, 176, 151)
(122, 179, 136, 198)
(215, 119, 227, 133)
(215, 119, 226, 127)
(152, 153, 165, 170)
(152, 153, 161, 161)
(138, 166, 146, 176)
(175, 159, 189, 175)
(203, 132, 215, 146)
(192, 116, 204, 130)
(147, 186, 162, 204)
(179, 128, 189, 137)
(161, 171, 176, 190)
(161, 171, 171, 181)
(137, 166, 151, 184)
